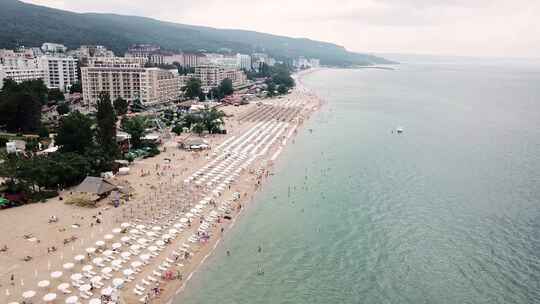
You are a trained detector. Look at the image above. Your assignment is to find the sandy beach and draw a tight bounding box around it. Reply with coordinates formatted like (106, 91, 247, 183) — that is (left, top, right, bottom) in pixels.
(0, 79, 322, 304)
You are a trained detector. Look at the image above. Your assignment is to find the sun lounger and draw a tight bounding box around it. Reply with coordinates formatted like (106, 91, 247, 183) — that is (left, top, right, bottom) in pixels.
(158, 265, 168, 272)
(153, 270, 162, 277)
(147, 276, 157, 282)
(141, 279, 150, 286)
(135, 285, 145, 291)
(133, 289, 144, 296)
(166, 258, 175, 263)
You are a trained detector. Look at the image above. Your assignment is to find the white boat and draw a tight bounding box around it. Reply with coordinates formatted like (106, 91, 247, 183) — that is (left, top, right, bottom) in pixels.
(396, 127, 404, 134)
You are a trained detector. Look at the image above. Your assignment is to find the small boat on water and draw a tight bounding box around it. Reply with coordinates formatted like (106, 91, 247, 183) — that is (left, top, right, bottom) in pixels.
(396, 127, 404, 134)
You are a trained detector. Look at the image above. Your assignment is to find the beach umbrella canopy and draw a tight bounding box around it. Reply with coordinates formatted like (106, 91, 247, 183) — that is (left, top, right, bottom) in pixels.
(95, 240, 105, 247)
(111, 259, 123, 267)
(89, 298, 102, 304)
(120, 252, 131, 259)
(120, 222, 130, 228)
(112, 242, 122, 250)
(38, 280, 50, 288)
(57, 283, 70, 291)
(180, 218, 188, 223)
(112, 278, 124, 288)
(173, 223, 184, 229)
(104, 234, 114, 241)
(89, 275, 101, 282)
(62, 263, 75, 270)
(136, 225, 146, 230)
(121, 236, 131, 243)
(65, 296, 78, 304)
(103, 250, 114, 257)
(122, 269, 134, 277)
(130, 245, 140, 251)
(129, 229, 139, 235)
(137, 238, 148, 245)
(155, 240, 165, 246)
(50, 271, 63, 279)
(112, 228, 122, 234)
(92, 257, 104, 265)
(82, 265, 93, 272)
(161, 234, 172, 240)
(186, 213, 194, 218)
(79, 284, 91, 292)
(139, 254, 150, 261)
(148, 246, 158, 252)
(42, 293, 57, 302)
(74, 255, 85, 262)
(101, 267, 112, 274)
(22, 290, 36, 299)
(101, 287, 114, 296)
(85, 247, 96, 254)
(130, 261, 142, 269)
(152, 226, 162, 231)
(70, 273, 83, 281)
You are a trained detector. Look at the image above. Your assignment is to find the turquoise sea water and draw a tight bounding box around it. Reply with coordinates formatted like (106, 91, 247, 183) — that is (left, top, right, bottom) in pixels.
(175, 57, 540, 304)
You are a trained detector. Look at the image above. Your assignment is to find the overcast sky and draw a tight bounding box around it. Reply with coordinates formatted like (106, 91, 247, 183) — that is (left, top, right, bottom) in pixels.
(24, 0, 540, 58)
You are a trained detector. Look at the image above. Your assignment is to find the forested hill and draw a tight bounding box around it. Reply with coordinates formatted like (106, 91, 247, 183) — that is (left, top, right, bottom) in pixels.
(0, 0, 393, 66)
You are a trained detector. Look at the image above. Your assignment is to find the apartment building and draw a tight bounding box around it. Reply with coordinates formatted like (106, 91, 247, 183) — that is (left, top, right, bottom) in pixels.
(39, 55, 78, 92)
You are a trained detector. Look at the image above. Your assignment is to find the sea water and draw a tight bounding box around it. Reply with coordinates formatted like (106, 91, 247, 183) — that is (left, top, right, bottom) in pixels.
(175, 56, 540, 304)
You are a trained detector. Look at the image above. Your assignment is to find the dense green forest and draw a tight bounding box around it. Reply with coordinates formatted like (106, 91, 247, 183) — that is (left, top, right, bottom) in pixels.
(0, 0, 393, 66)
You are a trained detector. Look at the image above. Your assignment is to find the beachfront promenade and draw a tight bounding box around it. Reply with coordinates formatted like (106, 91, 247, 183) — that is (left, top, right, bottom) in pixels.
(1, 87, 322, 304)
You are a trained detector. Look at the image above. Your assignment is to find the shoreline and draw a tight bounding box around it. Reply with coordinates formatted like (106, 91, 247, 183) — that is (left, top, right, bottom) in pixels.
(0, 69, 324, 304)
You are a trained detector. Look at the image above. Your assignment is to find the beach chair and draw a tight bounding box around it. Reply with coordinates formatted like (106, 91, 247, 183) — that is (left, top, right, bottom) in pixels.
(162, 262, 171, 267)
(147, 276, 157, 282)
(139, 296, 147, 303)
(135, 285, 145, 292)
(166, 258, 175, 263)
(80, 293, 90, 300)
(133, 289, 144, 296)
(153, 270, 162, 277)
(158, 265, 168, 272)
(141, 279, 151, 286)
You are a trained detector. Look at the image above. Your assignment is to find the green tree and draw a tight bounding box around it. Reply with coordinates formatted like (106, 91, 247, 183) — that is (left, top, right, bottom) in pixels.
(56, 111, 94, 154)
(69, 82, 82, 94)
(172, 124, 183, 135)
(192, 123, 205, 135)
(96, 92, 119, 158)
(200, 107, 225, 134)
(183, 78, 202, 99)
(113, 97, 129, 116)
(277, 85, 288, 95)
(121, 116, 148, 149)
(48, 88, 65, 102)
(218, 78, 234, 97)
(56, 102, 70, 115)
(0, 92, 42, 133)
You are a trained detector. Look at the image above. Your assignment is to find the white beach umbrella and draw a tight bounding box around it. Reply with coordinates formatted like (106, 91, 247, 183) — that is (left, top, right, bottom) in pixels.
(130, 245, 140, 251)
(112, 278, 124, 288)
(186, 213, 194, 218)
(123, 268, 134, 277)
(101, 286, 114, 296)
(42, 293, 57, 303)
(85, 247, 96, 254)
(155, 240, 165, 246)
(129, 229, 139, 235)
(161, 234, 172, 240)
(112, 228, 122, 234)
(179, 218, 188, 223)
(89, 276, 102, 285)
(101, 267, 112, 275)
(111, 259, 123, 267)
(92, 257, 104, 265)
(70, 273, 83, 282)
(120, 251, 131, 259)
(50, 271, 63, 279)
(168, 229, 179, 234)
(82, 265, 93, 272)
(88, 298, 101, 304)
(139, 254, 150, 261)
(112, 243, 122, 250)
(38, 280, 50, 289)
(120, 236, 131, 243)
(95, 240, 105, 247)
(57, 283, 70, 292)
(173, 223, 184, 229)
(130, 261, 142, 269)
(65, 296, 78, 304)
(147, 246, 158, 252)
(62, 263, 75, 271)
(103, 250, 114, 257)
(136, 225, 146, 230)
(79, 284, 91, 292)
(74, 255, 85, 263)
(104, 234, 114, 241)
(22, 290, 36, 299)
(120, 222, 130, 228)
